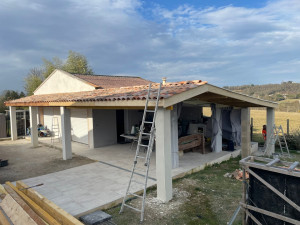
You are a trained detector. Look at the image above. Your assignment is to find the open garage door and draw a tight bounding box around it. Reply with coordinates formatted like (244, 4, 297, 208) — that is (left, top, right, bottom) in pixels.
(71, 109, 88, 144)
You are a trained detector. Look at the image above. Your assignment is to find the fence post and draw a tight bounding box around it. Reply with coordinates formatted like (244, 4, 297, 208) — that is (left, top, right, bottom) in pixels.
(250, 117, 253, 141)
(287, 119, 289, 136)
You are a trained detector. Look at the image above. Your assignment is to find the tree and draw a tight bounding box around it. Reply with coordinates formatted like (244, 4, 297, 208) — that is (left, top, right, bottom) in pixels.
(63, 50, 93, 75)
(42, 57, 63, 78)
(24, 51, 94, 96)
(24, 68, 44, 96)
(0, 90, 25, 113)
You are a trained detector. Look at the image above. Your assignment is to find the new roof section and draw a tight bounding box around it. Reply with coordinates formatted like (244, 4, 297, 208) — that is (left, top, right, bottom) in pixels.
(6, 80, 277, 108)
(73, 74, 152, 89)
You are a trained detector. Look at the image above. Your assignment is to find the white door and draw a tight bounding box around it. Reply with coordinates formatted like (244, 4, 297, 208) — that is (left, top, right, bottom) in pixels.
(71, 109, 88, 144)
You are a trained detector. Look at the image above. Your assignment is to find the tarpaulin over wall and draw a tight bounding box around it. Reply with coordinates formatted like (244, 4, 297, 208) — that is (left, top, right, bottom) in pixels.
(211, 104, 222, 152)
(230, 109, 241, 146)
(221, 108, 242, 146)
(221, 109, 233, 140)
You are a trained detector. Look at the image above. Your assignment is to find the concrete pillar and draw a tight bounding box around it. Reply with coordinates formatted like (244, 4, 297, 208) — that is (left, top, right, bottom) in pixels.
(171, 105, 179, 169)
(9, 106, 17, 140)
(241, 108, 251, 158)
(266, 107, 275, 155)
(87, 108, 94, 149)
(60, 107, 72, 160)
(155, 108, 172, 202)
(29, 107, 38, 147)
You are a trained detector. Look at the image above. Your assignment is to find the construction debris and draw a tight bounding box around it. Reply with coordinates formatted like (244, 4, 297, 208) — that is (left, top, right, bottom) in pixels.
(224, 169, 249, 181)
(0, 181, 84, 225)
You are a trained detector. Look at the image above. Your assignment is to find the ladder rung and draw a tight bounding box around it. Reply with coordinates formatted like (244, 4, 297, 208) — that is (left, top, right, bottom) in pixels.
(131, 180, 145, 185)
(136, 155, 145, 159)
(288, 161, 299, 171)
(124, 204, 141, 212)
(144, 121, 153, 124)
(146, 110, 155, 113)
(127, 192, 143, 199)
(139, 144, 149, 148)
(142, 133, 151, 136)
(266, 158, 280, 167)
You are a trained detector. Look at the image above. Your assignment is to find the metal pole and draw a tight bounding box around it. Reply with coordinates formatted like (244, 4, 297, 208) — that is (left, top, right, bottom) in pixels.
(250, 117, 253, 141)
(287, 119, 289, 136)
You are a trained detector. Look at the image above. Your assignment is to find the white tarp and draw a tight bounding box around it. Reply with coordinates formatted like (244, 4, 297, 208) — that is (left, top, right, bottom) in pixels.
(230, 109, 241, 146)
(211, 104, 222, 152)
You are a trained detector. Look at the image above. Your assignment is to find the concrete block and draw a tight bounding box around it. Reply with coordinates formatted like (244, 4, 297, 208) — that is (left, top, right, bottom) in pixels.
(79, 210, 112, 225)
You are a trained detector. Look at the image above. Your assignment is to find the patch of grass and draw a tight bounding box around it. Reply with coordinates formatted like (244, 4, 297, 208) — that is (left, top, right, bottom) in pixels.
(105, 157, 243, 225)
(250, 110, 300, 135)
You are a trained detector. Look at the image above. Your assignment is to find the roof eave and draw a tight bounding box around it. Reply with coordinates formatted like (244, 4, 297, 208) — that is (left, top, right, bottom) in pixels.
(163, 84, 278, 108)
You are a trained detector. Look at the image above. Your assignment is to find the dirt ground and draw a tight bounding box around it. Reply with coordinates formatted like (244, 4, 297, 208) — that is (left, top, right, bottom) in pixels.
(0, 139, 95, 184)
(106, 157, 244, 225)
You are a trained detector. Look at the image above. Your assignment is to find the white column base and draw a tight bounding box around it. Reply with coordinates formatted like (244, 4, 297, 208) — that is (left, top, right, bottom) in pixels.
(266, 107, 275, 155)
(29, 107, 38, 147)
(155, 108, 173, 202)
(60, 107, 72, 160)
(241, 108, 251, 158)
(9, 106, 17, 141)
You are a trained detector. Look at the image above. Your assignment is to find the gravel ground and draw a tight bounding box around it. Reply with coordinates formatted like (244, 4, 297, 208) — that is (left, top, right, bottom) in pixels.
(0, 139, 95, 184)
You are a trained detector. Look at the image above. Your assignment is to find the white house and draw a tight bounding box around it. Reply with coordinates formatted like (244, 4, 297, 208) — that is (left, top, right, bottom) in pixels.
(6, 69, 277, 202)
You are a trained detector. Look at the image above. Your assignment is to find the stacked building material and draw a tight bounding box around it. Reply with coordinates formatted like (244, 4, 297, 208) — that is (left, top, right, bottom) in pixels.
(0, 181, 84, 225)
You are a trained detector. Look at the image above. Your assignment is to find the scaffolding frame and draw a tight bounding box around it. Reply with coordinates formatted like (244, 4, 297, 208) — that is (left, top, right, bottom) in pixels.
(240, 156, 300, 225)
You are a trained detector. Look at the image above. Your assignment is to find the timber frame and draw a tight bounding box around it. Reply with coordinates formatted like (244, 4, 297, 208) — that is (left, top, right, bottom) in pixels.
(239, 156, 300, 225)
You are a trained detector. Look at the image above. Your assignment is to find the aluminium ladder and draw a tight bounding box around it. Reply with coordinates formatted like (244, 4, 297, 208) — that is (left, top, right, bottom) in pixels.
(51, 117, 60, 146)
(264, 125, 290, 157)
(120, 83, 162, 222)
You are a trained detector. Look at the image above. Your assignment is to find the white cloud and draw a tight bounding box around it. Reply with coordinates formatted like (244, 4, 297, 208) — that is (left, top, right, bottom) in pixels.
(0, 0, 300, 91)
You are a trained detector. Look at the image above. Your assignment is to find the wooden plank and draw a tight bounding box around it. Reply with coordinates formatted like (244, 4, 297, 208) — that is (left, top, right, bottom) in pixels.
(0, 208, 11, 225)
(240, 202, 300, 225)
(5, 182, 60, 225)
(16, 181, 84, 225)
(241, 162, 300, 178)
(0, 185, 7, 195)
(245, 210, 263, 225)
(3, 184, 45, 225)
(0, 194, 38, 225)
(246, 168, 300, 213)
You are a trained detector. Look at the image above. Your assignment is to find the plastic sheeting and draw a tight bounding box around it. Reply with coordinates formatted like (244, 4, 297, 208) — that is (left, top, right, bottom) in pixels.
(230, 109, 241, 146)
(211, 104, 222, 152)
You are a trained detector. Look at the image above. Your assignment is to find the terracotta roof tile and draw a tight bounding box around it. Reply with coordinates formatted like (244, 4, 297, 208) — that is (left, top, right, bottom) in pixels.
(6, 80, 207, 105)
(73, 74, 151, 89)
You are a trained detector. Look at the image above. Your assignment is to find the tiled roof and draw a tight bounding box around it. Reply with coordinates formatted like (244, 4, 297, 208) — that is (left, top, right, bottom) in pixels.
(6, 80, 207, 105)
(73, 74, 152, 89)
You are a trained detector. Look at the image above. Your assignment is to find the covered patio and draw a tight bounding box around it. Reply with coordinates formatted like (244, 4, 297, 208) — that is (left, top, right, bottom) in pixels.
(22, 139, 242, 217)
(6, 80, 277, 204)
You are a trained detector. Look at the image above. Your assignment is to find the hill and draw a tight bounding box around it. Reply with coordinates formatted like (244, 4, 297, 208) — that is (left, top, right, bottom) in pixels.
(224, 81, 300, 112)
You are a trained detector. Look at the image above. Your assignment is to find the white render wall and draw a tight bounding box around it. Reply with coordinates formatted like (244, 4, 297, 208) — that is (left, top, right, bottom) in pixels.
(43, 107, 62, 136)
(43, 107, 89, 145)
(34, 70, 95, 95)
(70, 108, 88, 144)
(93, 109, 117, 147)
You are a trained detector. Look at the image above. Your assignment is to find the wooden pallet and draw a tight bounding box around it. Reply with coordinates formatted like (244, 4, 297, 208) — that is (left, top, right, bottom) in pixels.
(0, 181, 84, 225)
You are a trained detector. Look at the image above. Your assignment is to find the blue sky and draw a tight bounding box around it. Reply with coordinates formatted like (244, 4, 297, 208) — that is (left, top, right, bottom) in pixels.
(1, 0, 300, 93)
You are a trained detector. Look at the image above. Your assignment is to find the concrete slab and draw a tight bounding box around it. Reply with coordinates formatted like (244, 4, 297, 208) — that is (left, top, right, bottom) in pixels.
(22, 138, 241, 217)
